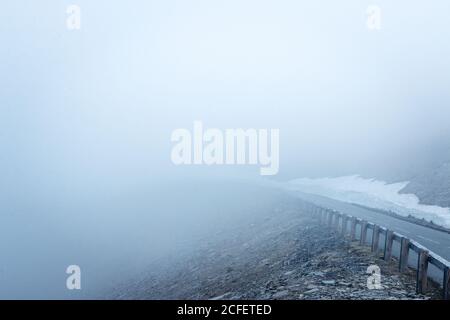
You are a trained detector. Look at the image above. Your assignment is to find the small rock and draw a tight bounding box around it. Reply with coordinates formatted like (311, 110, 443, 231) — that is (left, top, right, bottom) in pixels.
(210, 292, 233, 300)
(304, 288, 319, 294)
(260, 259, 270, 266)
(272, 290, 289, 299)
(338, 281, 352, 287)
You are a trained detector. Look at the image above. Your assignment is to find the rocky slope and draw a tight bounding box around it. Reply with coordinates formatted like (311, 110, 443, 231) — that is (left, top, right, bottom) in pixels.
(111, 198, 441, 300)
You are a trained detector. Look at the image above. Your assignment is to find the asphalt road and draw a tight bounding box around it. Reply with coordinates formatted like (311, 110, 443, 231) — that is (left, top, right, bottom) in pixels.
(287, 190, 450, 284)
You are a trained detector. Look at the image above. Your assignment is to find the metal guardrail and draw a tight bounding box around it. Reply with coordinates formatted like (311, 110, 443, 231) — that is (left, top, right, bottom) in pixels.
(302, 202, 450, 300)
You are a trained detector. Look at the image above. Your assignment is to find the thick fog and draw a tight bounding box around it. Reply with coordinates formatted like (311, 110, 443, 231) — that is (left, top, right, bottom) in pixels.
(1, 1, 450, 298)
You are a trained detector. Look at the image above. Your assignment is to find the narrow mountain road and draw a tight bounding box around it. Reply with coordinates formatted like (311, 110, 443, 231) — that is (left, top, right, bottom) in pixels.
(287, 191, 450, 283)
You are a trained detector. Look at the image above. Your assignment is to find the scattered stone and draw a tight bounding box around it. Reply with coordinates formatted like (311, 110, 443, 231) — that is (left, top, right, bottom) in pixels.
(304, 288, 320, 295)
(272, 290, 289, 299)
(311, 271, 325, 277)
(338, 282, 352, 287)
(210, 292, 234, 300)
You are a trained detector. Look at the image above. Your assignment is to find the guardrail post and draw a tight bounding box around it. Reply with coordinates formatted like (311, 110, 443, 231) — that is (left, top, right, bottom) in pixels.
(443, 266, 450, 300)
(399, 237, 410, 272)
(350, 217, 357, 240)
(360, 220, 368, 245)
(371, 225, 380, 252)
(334, 213, 340, 230)
(416, 249, 429, 294)
(384, 230, 394, 261)
(341, 215, 348, 236)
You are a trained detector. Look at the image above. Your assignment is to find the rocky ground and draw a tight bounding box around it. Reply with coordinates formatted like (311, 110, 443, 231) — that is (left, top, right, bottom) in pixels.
(111, 197, 442, 300)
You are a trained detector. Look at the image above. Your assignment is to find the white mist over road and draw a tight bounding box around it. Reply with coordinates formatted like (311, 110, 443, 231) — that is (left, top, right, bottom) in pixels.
(285, 175, 450, 228)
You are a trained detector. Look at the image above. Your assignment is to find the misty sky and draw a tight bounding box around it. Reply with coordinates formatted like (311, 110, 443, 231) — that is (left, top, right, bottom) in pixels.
(2, 0, 450, 186)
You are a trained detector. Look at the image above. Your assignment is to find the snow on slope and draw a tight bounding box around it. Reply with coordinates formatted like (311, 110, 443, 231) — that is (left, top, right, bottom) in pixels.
(285, 175, 450, 228)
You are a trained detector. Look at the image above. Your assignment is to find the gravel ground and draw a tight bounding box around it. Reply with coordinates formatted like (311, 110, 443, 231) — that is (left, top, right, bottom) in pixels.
(111, 197, 442, 300)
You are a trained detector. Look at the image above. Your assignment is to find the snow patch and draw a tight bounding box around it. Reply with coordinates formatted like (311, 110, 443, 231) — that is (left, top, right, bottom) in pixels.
(285, 175, 450, 228)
